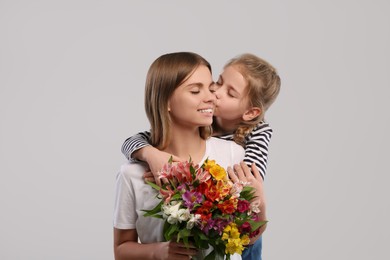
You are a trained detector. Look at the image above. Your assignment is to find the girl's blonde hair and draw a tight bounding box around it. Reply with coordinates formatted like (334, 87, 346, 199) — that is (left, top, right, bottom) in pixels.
(145, 52, 213, 150)
(226, 53, 281, 146)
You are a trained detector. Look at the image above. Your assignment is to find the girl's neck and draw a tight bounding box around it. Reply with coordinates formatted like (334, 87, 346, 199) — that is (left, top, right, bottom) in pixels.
(163, 126, 206, 164)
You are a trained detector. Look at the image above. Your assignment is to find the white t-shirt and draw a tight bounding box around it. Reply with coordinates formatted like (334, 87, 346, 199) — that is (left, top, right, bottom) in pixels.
(113, 137, 245, 257)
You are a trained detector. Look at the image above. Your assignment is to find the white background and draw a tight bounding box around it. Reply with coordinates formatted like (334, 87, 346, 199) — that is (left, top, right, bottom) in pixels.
(1, 0, 389, 259)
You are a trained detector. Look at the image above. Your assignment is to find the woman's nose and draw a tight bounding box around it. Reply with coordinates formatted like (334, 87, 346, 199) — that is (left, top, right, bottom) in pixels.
(205, 89, 216, 103)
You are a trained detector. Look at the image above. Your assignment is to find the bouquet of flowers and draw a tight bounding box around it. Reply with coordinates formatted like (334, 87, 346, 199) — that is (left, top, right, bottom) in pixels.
(143, 158, 266, 260)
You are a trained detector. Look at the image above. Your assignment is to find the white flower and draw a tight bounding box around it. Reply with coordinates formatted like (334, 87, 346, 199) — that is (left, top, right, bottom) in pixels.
(162, 201, 182, 216)
(230, 182, 244, 198)
(249, 201, 261, 214)
(186, 214, 201, 229)
(162, 202, 184, 224)
(177, 208, 190, 222)
(167, 215, 178, 224)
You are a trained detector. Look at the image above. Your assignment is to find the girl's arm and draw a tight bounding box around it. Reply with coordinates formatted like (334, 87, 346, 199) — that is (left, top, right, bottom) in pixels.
(121, 131, 151, 160)
(121, 132, 182, 185)
(242, 122, 273, 180)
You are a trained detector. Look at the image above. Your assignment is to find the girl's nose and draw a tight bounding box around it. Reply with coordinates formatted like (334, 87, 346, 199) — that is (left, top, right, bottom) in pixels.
(214, 86, 221, 99)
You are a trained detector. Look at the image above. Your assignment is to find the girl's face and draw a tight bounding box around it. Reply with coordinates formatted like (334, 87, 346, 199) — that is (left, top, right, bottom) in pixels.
(213, 65, 249, 130)
(168, 65, 215, 129)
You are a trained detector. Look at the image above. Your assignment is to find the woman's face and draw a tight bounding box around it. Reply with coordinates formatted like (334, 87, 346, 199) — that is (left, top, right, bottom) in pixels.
(168, 65, 215, 128)
(213, 65, 249, 129)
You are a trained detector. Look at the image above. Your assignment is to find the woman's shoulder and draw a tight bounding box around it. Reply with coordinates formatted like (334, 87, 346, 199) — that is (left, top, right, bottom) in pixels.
(206, 137, 245, 166)
(117, 161, 148, 180)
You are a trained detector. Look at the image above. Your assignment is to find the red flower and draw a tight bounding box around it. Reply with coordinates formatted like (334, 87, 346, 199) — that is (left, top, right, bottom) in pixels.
(217, 198, 237, 214)
(196, 200, 214, 221)
(237, 199, 250, 213)
(238, 221, 252, 234)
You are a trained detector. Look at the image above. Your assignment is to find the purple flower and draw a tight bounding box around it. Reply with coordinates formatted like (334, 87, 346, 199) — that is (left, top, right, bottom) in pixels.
(182, 190, 203, 210)
(202, 218, 230, 235)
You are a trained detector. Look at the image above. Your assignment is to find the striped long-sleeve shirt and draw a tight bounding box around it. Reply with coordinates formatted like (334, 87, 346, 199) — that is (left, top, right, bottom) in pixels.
(121, 122, 273, 180)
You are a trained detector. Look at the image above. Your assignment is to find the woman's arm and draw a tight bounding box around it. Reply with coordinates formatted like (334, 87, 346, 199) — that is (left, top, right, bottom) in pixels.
(113, 228, 198, 260)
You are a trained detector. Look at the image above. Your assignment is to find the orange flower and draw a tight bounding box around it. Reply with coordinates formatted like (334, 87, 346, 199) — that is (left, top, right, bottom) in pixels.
(217, 198, 238, 214)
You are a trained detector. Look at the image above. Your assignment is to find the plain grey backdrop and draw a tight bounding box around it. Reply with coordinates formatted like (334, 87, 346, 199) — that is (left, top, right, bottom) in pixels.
(1, 0, 389, 259)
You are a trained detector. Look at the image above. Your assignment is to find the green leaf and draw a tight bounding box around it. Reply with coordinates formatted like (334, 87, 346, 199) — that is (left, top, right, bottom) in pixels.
(142, 200, 163, 217)
(248, 219, 268, 232)
(145, 180, 161, 191)
(166, 223, 179, 239)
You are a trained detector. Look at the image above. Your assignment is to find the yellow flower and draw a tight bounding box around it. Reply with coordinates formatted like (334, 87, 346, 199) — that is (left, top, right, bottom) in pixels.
(222, 223, 248, 255)
(230, 225, 240, 239)
(225, 238, 245, 255)
(209, 164, 227, 181)
(203, 159, 216, 171)
(241, 235, 250, 246)
(222, 232, 229, 240)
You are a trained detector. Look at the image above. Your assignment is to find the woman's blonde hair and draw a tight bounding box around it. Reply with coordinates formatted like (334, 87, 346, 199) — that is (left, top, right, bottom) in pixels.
(225, 53, 281, 146)
(145, 52, 213, 150)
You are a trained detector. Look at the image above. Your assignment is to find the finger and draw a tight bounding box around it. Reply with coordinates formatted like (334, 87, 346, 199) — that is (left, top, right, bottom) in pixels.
(168, 242, 198, 257)
(144, 171, 154, 178)
(251, 163, 263, 182)
(144, 177, 155, 184)
(143, 172, 153, 183)
(161, 177, 169, 185)
(227, 166, 238, 183)
(170, 155, 183, 162)
(233, 163, 247, 182)
(153, 173, 162, 187)
(239, 161, 252, 179)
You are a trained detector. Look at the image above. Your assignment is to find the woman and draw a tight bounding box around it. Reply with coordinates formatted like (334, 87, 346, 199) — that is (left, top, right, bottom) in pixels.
(113, 52, 265, 259)
(120, 53, 280, 259)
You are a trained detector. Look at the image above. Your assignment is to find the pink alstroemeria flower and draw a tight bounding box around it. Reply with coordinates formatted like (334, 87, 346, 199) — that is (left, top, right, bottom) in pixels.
(160, 185, 175, 203)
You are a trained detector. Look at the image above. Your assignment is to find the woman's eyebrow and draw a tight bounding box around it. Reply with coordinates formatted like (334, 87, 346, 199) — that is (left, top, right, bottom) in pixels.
(186, 81, 214, 88)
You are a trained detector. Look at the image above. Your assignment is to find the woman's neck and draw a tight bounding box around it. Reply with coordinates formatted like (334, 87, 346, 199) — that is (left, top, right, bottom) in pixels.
(163, 126, 206, 164)
(214, 117, 238, 135)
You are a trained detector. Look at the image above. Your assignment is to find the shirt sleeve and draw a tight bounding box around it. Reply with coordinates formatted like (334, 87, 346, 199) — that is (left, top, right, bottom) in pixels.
(243, 123, 273, 180)
(121, 131, 152, 160)
(113, 165, 137, 229)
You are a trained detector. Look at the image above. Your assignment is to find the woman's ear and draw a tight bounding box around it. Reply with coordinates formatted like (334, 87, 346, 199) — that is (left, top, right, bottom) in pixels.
(242, 107, 261, 121)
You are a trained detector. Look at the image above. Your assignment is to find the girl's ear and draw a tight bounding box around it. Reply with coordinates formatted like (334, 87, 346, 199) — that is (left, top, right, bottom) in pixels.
(242, 107, 261, 121)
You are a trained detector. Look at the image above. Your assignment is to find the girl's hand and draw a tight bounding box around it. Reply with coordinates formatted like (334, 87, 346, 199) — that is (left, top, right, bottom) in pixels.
(227, 161, 267, 242)
(141, 147, 182, 186)
(229, 161, 264, 201)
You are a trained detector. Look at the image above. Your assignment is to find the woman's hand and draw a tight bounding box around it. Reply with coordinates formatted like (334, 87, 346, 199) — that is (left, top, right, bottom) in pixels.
(154, 241, 198, 260)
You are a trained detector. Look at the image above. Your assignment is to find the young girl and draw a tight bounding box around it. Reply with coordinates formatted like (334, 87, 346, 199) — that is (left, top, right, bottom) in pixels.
(113, 52, 266, 260)
(120, 53, 281, 260)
